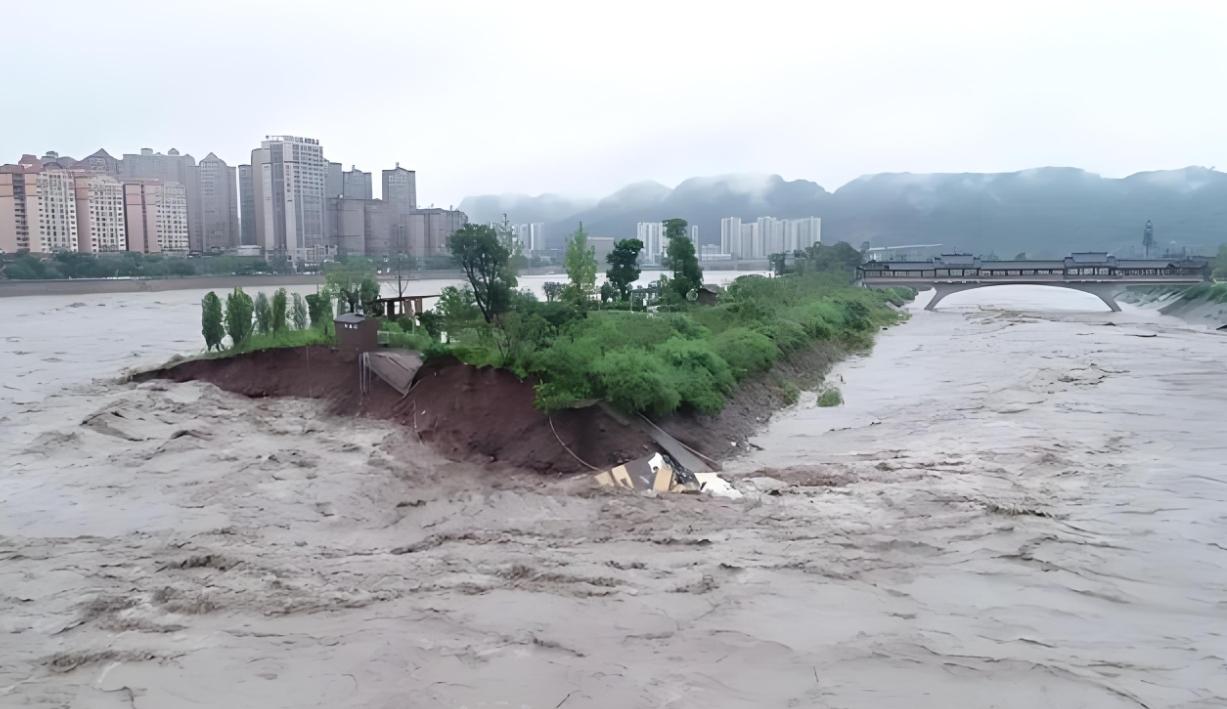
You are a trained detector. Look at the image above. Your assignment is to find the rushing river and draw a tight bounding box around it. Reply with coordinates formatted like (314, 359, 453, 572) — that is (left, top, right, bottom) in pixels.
(1, 283, 1224, 707)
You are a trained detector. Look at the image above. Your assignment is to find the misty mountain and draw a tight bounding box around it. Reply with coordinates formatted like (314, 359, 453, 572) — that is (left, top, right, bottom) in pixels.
(461, 167, 1227, 257)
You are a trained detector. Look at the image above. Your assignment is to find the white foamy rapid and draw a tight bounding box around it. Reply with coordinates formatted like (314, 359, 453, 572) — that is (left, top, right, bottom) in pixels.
(1, 284, 1224, 707)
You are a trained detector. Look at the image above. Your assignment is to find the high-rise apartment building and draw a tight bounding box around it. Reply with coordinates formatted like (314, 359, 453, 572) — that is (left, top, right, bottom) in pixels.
(326, 161, 343, 199)
(636, 222, 665, 263)
(121, 180, 188, 254)
(157, 182, 190, 252)
(120, 148, 202, 250)
(528, 223, 546, 253)
(34, 169, 79, 253)
(343, 167, 372, 200)
(0, 158, 41, 252)
(406, 208, 465, 256)
(197, 153, 239, 251)
(73, 174, 126, 252)
(720, 215, 821, 259)
(382, 165, 416, 212)
(123, 181, 163, 254)
(720, 217, 741, 256)
(250, 135, 327, 259)
(237, 164, 255, 246)
(79, 148, 120, 175)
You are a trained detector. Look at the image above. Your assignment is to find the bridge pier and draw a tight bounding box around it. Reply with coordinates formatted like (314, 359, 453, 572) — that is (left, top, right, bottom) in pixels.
(923, 282, 1121, 312)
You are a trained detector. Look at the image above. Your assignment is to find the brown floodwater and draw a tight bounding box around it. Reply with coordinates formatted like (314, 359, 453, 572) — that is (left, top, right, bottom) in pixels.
(1, 284, 1224, 708)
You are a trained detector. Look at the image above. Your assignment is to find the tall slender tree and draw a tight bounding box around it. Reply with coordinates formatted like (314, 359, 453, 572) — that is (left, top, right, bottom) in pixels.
(663, 218, 702, 300)
(201, 291, 225, 351)
(291, 292, 308, 330)
(224, 288, 254, 348)
(254, 292, 273, 334)
(271, 288, 288, 332)
(563, 222, 597, 305)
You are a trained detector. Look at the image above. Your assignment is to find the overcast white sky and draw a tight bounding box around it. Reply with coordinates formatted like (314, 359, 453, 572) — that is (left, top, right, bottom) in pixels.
(3, 0, 1225, 206)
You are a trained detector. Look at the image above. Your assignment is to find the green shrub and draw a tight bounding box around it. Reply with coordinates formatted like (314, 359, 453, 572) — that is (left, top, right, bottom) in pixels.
(657, 337, 736, 414)
(817, 388, 843, 407)
(594, 349, 680, 415)
(754, 318, 808, 352)
(531, 337, 603, 410)
(381, 331, 433, 351)
(713, 327, 778, 379)
(659, 313, 710, 340)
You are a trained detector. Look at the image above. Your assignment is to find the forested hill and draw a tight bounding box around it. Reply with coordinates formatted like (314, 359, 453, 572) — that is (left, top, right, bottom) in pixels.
(459, 167, 1227, 258)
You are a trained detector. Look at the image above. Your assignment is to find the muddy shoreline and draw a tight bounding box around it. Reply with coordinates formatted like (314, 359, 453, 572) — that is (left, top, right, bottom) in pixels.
(139, 341, 851, 474)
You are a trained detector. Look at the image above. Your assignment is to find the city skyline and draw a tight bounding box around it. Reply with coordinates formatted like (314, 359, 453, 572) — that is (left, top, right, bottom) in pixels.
(1, 137, 465, 262)
(3, 2, 1226, 207)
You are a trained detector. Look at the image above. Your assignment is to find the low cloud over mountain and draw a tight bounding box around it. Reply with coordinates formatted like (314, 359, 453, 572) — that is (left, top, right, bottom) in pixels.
(460, 167, 1227, 257)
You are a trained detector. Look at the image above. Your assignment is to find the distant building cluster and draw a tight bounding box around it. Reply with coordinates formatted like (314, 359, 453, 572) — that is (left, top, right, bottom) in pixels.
(489, 222, 547, 254)
(0, 136, 469, 264)
(1, 149, 221, 256)
(634, 222, 699, 264)
(720, 216, 821, 260)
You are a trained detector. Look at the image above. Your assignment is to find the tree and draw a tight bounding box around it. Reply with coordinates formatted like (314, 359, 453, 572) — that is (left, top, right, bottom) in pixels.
(663, 218, 702, 300)
(435, 285, 483, 335)
(1143, 219, 1155, 257)
(495, 213, 527, 278)
(804, 242, 863, 279)
(605, 238, 643, 301)
(447, 223, 515, 322)
(271, 288, 288, 332)
(563, 223, 597, 305)
(201, 291, 224, 351)
(291, 292, 308, 330)
(305, 292, 330, 329)
(224, 288, 254, 348)
(254, 292, 273, 334)
(599, 281, 615, 304)
(768, 252, 788, 276)
(542, 281, 564, 303)
(324, 258, 378, 314)
(387, 252, 417, 299)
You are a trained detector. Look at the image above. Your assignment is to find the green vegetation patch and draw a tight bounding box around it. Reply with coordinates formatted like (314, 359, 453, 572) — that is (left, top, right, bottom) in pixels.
(817, 388, 844, 407)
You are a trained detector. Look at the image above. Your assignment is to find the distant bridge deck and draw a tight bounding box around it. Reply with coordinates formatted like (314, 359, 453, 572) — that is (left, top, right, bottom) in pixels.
(858, 253, 1210, 311)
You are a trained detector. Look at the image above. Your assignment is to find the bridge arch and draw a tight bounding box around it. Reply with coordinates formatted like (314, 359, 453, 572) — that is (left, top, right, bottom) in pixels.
(923, 282, 1122, 312)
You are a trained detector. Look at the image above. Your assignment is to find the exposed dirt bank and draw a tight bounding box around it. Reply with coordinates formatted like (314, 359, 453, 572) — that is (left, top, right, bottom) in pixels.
(142, 347, 657, 474)
(142, 341, 854, 474)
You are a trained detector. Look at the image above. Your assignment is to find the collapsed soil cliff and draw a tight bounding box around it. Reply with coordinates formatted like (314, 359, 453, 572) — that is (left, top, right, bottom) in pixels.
(142, 347, 657, 474)
(141, 340, 848, 475)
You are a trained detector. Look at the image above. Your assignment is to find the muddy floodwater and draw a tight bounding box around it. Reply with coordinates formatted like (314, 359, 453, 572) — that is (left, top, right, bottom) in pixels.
(2, 285, 1225, 708)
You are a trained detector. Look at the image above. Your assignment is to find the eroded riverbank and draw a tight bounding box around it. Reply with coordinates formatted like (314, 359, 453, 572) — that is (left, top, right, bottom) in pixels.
(2, 286, 1225, 707)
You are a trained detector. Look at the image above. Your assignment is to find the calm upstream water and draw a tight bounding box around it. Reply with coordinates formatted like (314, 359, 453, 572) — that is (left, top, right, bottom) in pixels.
(1, 282, 1224, 707)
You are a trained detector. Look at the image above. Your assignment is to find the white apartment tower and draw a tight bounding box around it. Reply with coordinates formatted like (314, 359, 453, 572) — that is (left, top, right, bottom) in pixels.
(720, 217, 741, 256)
(528, 223, 546, 253)
(34, 169, 79, 252)
(74, 174, 126, 252)
(250, 135, 327, 258)
(636, 222, 665, 263)
(720, 215, 821, 259)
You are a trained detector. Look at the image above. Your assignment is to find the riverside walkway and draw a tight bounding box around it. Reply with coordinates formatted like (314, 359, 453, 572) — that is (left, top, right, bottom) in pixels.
(858, 252, 1209, 311)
